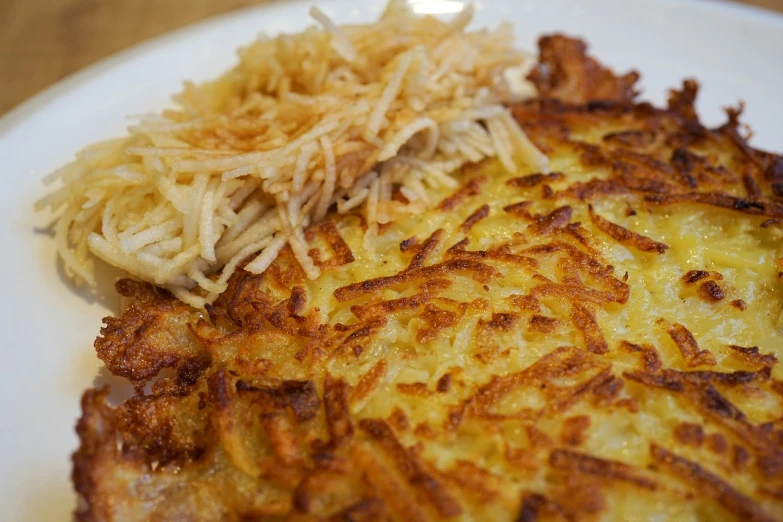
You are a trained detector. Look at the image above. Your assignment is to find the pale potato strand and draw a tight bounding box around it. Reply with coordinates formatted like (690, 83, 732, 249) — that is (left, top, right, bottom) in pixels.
(36, 0, 546, 308)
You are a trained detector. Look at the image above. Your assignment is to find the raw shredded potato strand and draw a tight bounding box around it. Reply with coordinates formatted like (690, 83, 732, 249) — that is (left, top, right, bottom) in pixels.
(36, 0, 545, 307)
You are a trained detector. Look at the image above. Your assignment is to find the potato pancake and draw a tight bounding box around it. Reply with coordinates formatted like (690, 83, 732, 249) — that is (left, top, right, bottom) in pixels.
(73, 36, 783, 522)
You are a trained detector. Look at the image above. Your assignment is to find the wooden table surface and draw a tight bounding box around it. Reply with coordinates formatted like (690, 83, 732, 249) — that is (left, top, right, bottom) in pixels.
(1, 0, 782, 116)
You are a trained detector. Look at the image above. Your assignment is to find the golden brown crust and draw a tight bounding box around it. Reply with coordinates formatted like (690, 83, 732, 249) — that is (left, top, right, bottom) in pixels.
(461, 204, 490, 232)
(527, 34, 640, 104)
(72, 388, 115, 522)
(306, 220, 355, 269)
(437, 175, 487, 211)
(95, 281, 203, 391)
(666, 321, 717, 368)
(570, 305, 608, 355)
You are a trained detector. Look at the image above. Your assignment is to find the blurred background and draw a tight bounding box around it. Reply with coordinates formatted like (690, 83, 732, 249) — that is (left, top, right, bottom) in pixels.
(1, 0, 782, 116)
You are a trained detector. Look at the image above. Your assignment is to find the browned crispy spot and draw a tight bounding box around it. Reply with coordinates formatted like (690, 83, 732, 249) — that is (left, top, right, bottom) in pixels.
(351, 292, 433, 320)
(525, 241, 630, 304)
(419, 278, 452, 292)
(329, 318, 387, 359)
(388, 408, 410, 433)
(461, 204, 490, 232)
(334, 259, 500, 302)
(645, 192, 774, 217)
(417, 304, 460, 343)
(707, 433, 729, 454)
(563, 222, 597, 252)
(624, 370, 684, 392)
(446, 239, 539, 271)
(731, 299, 747, 311)
(407, 229, 443, 270)
(666, 322, 716, 367)
(235, 378, 320, 422)
(699, 280, 725, 303)
(667, 79, 700, 121)
(571, 305, 608, 354)
(516, 486, 605, 522)
(503, 200, 533, 216)
(516, 493, 550, 522)
(733, 445, 751, 472)
(440, 461, 500, 502)
(549, 449, 658, 490)
(507, 172, 565, 189)
(510, 294, 541, 312)
(307, 220, 355, 269)
(527, 426, 555, 449)
(531, 283, 614, 307)
(542, 368, 615, 419)
(359, 419, 462, 517)
(351, 361, 387, 404)
(481, 312, 519, 331)
(529, 315, 560, 334)
(400, 236, 418, 252)
(256, 246, 308, 295)
(619, 340, 662, 372)
(504, 446, 539, 473)
(603, 129, 656, 148)
(682, 270, 714, 284)
(436, 373, 452, 393)
(530, 206, 573, 235)
(558, 178, 630, 201)
(414, 422, 438, 440)
(324, 374, 353, 448)
(437, 175, 487, 211)
(396, 382, 431, 397)
(588, 205, 669, 254)
(670, 147, 710, 189)
(702, 368, 765, 387)
(560, 416, 591, 447)
(674, 423, 704, 447)
(728, 345, 777, 368)
(650, 444, 775, 522)
(253, 291, 328, 341)
(527, 34, 639, 104)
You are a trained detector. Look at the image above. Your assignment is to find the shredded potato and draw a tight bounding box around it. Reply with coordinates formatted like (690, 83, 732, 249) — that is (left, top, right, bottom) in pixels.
(36, 0, 546, 307)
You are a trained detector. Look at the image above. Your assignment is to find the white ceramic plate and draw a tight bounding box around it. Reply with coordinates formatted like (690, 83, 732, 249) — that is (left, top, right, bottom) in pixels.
(1, 0, 781, 519)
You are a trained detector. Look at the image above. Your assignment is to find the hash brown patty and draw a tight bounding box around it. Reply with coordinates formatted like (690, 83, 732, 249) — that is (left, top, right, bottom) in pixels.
(73, 35, 783, 522)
